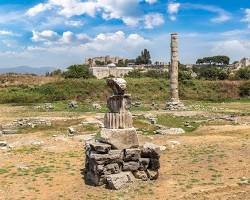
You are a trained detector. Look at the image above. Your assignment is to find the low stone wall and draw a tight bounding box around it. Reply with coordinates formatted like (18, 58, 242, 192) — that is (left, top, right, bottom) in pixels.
(90, 67, 133, 79)
(85, 141, 160, 190)
(0, 118, 51, 135)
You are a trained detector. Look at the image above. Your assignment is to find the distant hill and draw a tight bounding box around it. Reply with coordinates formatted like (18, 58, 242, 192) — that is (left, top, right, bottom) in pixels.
(0, 66, 55, 75)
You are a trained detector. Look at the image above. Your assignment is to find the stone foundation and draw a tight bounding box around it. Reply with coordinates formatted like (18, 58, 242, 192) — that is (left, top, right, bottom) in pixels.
(165, 100, 185, 111)
(85, 141, 160, 190)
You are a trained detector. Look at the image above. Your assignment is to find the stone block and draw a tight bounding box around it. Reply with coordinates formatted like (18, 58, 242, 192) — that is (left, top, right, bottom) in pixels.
(146, 169, 159, 180)
(100, 128, 139, 150)
(123, 161, 140, 171)
(106, 172, 135, 190)
(141, 143, 160, 159)
(133, 171, 148, 181)
(89, 150, 123, 165)
(149, 158, 160, 170)
(89, 142, 111, 154)
(103, 163, 121, 175)
(139, 158, 150, 170)
(124, 148, 141, 161)
(85, 171, 105, 186)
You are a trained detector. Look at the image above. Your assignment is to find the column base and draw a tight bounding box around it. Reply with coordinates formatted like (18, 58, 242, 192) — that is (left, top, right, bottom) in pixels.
(99, 128, 139, 150)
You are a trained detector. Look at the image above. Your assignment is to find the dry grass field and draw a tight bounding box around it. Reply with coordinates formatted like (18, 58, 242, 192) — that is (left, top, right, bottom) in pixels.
(0, 101, 249, 200)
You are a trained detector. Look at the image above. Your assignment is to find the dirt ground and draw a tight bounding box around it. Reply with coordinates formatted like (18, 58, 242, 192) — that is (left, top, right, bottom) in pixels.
(0, 103, 250, 200)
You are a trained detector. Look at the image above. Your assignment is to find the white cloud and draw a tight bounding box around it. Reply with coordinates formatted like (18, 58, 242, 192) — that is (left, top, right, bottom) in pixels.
(32, 30, 59, 42)
(26, 0, 158, 28)
(65, 20, 84, 27)
(242, 8, 250, 28)
(167, 2, 180, 21)
(144, 13, 164, 29)
(145, 0, 157, 4)
(0, 30, 15, 36)
(26, 3, 52, 17)
(211, 39, 250, 60)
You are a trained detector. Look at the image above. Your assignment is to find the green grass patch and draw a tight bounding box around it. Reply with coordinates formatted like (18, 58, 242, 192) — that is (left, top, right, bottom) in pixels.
(157, 114, 206, 132)
(0, 168, 9, 174)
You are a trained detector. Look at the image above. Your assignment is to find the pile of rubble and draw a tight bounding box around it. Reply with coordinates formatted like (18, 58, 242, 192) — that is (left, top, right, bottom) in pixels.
(0, 118, 51, 135)
(85, 142, 160, 190)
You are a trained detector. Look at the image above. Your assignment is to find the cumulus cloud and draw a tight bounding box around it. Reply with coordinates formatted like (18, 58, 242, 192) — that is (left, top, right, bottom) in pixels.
(167, 2, 180, 21)
(242, 8, 250, 28)
(32, 30, 59, 42)
(144, 13, 164, 29)
(26, 0, 163, 28)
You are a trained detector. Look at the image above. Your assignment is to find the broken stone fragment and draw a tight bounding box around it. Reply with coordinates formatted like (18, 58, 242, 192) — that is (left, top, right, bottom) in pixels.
(0, 141, 7, 147)
(146, 169, 159, 180)
(106, 172, 135, 190)
(124, 148, 141, 162)
(68, 127, 76, 136)
(133, 170, 148, 181)
(89, 150, 123, 165)
(89, 142, 111, 154)
(123, 161, 140, 171)
(139, 158, 150, 170)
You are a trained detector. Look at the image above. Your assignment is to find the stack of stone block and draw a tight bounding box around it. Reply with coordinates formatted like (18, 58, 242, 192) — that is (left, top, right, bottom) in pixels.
(84, 78, 160, 190)
(85, 141, 160, 190)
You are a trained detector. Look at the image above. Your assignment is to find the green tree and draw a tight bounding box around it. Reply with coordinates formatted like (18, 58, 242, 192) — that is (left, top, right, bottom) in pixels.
(196, 56, 230, 66)
(63, 64, 95, 79)
(135, 49, 152, 64)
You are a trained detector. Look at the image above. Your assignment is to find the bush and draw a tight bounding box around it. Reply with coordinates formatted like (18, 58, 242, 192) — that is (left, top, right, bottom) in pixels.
(235, 67, 250, 80)
(63, 64, 95, 79)
(196, 66, 229, 80)
(239, 81, 250, 97)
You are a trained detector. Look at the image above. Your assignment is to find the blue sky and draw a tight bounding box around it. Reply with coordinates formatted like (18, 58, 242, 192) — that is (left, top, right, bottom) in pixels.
(0, 0, 250, 68)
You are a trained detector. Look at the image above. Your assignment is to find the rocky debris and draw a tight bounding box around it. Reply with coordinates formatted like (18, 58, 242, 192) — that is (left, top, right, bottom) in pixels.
(16, 164, 29, 171)
(68, 101, 78, 109)
(106, 172, 135, 190)
(68, 127, 76, 136)
(148, 117, 157, 125)
(1, 118, 52, 135)
(156, 128, 185, 135)
(165, 101, 185, 111)
(44, 103, 54, 111)
(85, 141, 160, 189)
(169, 140, 181, 148)
(132, 101, 142, 107)
(92, 103, 102, 110)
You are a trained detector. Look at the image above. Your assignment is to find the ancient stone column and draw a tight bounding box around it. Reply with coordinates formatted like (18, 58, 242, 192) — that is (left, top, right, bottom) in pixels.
(100, 78, 139, 149)
(170, 33, 179, 101)
(166, 33, 185, 110)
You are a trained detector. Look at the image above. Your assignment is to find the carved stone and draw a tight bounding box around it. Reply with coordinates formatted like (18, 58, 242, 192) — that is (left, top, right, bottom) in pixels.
(166, 33, 185, 110)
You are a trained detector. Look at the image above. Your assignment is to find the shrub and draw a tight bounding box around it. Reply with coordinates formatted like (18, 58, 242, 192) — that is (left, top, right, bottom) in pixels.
(235, 67, 250, 80)
(63, 64, 95, 79)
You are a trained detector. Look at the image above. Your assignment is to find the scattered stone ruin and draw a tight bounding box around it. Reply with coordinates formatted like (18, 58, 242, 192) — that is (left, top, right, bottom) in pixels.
(166, 33, 185, 110)
(84, 78, 160, 190)
(0, 118, 51, 135)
